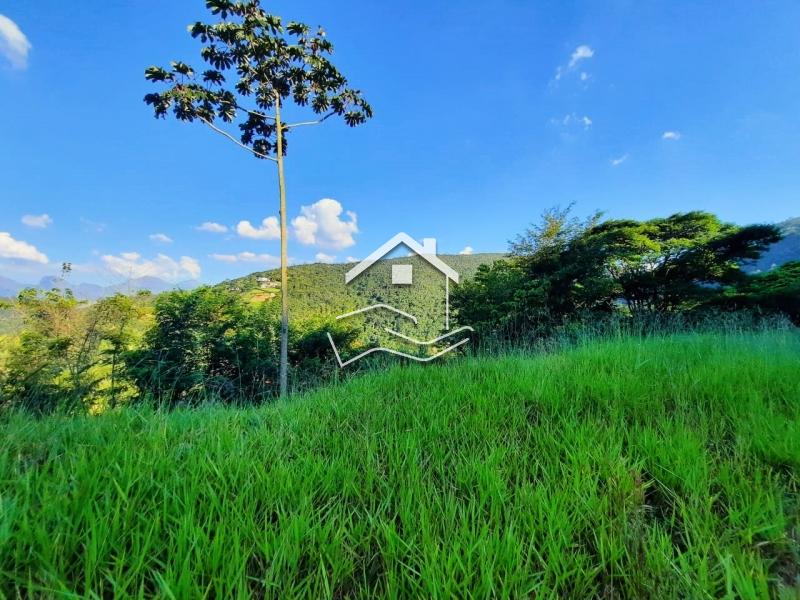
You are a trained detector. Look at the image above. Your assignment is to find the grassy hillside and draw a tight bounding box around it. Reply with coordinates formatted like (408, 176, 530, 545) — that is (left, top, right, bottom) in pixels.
(2, 331, 798, 598)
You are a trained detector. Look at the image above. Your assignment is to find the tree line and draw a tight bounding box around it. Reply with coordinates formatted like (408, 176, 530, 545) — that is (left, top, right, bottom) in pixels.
(1, 208, 797, 415)
(452, 208, 799, 336)
(0, 287, 356, 414)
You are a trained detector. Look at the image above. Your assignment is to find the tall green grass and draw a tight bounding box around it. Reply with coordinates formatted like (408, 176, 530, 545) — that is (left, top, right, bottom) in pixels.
(1, 331, 799, 598)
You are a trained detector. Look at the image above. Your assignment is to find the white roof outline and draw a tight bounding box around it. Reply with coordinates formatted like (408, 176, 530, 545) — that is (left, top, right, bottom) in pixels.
(344, 232, 459, 284)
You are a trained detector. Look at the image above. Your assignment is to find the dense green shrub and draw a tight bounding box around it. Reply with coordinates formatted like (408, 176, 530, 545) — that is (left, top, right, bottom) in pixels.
(125, 287, 280, 404)
(124, 287, 358, 406)
(716, 261, 800, 324)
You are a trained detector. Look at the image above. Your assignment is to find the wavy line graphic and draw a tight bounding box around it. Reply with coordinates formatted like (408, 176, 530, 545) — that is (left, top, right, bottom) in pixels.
(335, 304, 418, 324)
(327, 332, 471, 368)
(383, 326, 475, 346)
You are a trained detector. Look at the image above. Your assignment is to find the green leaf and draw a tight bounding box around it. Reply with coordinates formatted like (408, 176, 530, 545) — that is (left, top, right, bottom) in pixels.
(144, 66, 173, 82)
(170, 61, 195, 78)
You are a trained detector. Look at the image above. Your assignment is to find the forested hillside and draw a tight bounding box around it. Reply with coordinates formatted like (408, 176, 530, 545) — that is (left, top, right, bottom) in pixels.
(221, 253, 504, 345)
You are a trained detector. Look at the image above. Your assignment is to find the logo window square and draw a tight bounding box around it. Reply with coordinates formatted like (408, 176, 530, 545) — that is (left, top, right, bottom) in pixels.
(392, 264, 413, 285)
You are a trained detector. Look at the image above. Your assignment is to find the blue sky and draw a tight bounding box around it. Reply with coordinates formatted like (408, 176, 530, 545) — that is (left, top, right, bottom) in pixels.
(1, 1, 799, 285)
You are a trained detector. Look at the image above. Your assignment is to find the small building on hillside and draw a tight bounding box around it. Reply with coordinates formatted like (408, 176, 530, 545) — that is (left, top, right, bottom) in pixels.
(256, 277, 279, 289)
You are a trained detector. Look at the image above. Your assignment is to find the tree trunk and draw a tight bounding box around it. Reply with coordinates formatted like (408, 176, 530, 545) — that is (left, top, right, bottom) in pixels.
(275, 95, 289, 397)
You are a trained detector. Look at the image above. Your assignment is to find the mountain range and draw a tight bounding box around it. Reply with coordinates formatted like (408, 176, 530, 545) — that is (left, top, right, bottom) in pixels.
(0, 275, 199, 300)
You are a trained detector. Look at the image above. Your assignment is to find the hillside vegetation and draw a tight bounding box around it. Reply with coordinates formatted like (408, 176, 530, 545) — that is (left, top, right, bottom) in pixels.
(2, 331, 798, 598)
(222, 252, 504, 355)
(2, 209, 798, 411)
(224, 253, 501, 321)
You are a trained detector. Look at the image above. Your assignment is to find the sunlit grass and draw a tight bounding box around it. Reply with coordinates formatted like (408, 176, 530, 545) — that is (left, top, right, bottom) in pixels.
(1, 331, 799, 598)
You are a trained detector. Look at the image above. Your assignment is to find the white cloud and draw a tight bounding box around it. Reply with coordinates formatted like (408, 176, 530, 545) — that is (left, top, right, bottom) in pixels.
(558, 113, 592, 129)
(315, 252, 336, 263)
(80, 218, 107, 233)
(569, 45, 594, 68)
(292, 198, 358, 250)
(345, 256, 359, 263)
(610, 154, 629, 166)
(238, 252, 278, 264)
(196, 222, 228, 233)
(210, 252, 279, 266)
(210, 253, 238, 263)
(149, 233, 173, 244)
(236, 216, 280, 240)
(555, 44, 594, 81)
(101, 252, 201, 281)
(0, 14, 31, 70)
(662, 131, 682, 141)
(0, 232, 48, 263)
(459, 246, 474, 255)
(21, 213, 52, 228)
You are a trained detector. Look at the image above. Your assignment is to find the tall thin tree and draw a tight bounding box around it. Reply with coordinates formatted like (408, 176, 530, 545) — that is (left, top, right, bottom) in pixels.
(143, 0, 372, 396)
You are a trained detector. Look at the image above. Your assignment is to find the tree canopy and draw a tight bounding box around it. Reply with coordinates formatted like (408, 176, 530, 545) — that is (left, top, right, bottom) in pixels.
(453, 210, 785, 334)
(143, 0, 373, 159)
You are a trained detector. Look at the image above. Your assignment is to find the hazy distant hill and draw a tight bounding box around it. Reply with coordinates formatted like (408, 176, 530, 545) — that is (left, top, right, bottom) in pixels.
(751, 217, 800, 272)
(0, 276, 24, 298)
(0, 275, 199, 300)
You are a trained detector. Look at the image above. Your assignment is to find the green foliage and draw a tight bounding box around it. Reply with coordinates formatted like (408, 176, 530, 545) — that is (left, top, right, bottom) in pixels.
(579, 213, 779, 312)
(717, 261, 800, 324)
(0, 255, 502, 413)
(454, 208, 784, 335)
(2, 332, 798, 597)
(224, 253, 502, 340)
(124, 287, 358, 404)
(450, 259, 530, 333)
(126, 287, 280, 404)
(1, 290, 86, 412)
(0, 305, 22, 336)
(93, 294, 150, 408)
(0, 291, 144, 413)
(144, 0, 372, 159)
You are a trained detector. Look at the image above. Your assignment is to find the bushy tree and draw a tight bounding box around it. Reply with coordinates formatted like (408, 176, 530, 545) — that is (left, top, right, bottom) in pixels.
(125, 287, 279, 404)
(454, 207, 609, 333)
(587, 213, 781, 312)
(93, 294, 149, 408)
(1, 290, 83, 412)
(450, 259, 529, 334)
(143, 0, 372, 397)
